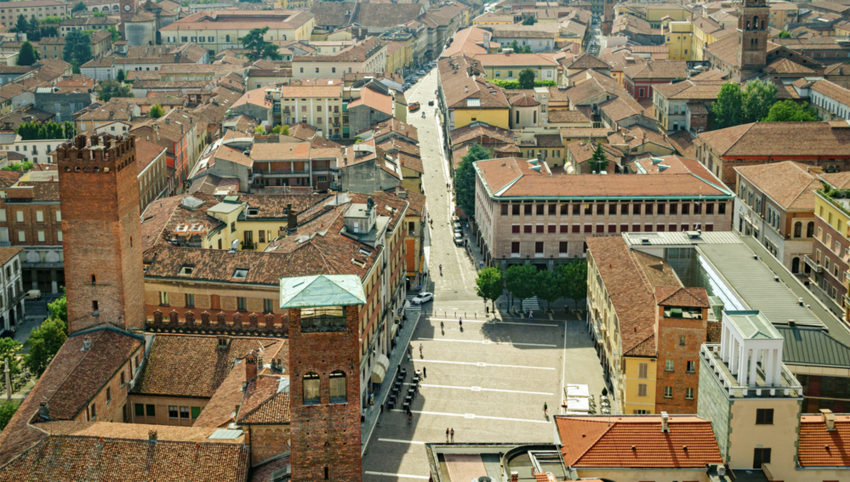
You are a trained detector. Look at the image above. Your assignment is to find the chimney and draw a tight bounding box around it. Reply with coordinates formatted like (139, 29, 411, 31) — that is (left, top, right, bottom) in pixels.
(82, 336, 92, 350)
(821, 409, 836, 431)
(245, 351, 258, 382)
(510, 472, 518, 482)
(38, 402, 51, 421)
(661, 411, 669, 433)
(148, 430, 158, 442)
(287, 204, 298, 230)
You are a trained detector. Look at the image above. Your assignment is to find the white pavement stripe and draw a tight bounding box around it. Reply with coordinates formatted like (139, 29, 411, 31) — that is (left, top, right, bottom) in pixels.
(390, 408, 550, 424)
(417, 337, 557, 348)
(426, 317, 560, 328)
(403, 382, 553, 396)
(364, 471, 430, 480)
(377, 438, 427, 445)
(417, 359, 555, 370)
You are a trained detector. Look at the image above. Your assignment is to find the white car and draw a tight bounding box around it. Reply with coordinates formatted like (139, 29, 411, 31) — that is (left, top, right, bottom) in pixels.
(454, 233, 464, 246)
(412, 292, 433, 304)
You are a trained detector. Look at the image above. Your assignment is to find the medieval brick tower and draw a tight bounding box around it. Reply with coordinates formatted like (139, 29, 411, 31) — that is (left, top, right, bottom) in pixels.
(55, 134, 145, 334)
(282, 275, 365, 482)
(736, 0, 769, 78)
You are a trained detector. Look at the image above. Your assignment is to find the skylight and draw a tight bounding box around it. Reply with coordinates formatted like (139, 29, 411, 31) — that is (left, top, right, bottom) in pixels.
(233, 269, 248, 279)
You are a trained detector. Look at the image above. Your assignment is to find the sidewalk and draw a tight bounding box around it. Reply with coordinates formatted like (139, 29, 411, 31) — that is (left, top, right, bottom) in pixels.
(361, 311, 422, 455)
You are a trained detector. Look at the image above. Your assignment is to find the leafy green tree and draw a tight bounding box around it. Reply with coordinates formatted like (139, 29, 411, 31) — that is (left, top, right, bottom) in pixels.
(712, 82, 744, 129)
(72, 1, 87, 13)
(63, 30, 92, 66)
(92, 10, 105, 17)
(14, 14, 28, 35)
(116, 68, 125, 82)
(588, 143, 608, 173)
(41, 16, 62, 24)
(107, 25, 120, 42)
(518, 68, 535, 89)
(149, 104, 165, 119)
(97, 79, 133, 101)
(475, 267, 503, 310)
(271, 124, 289, 135)
(48, 293, 67, 325)
(557, 260, 588, 309)
(0, 338, 22, 381)
(0, 401, 18, 431)
(505, 262, 539, 308)
(23, 318, 67, 377)
(522, 15, 536, 25)
(26, 17, 42, 40)
(455, 144, 490, 218)
(17, 41, 38, 66)
(535, 269, 560, 311)
(763, 99, 820, 122)
(40, 25, 59, 38)
(242, 27, 281, 61)
(742, 79, 777, 123)
(70, 58, 80, 74)
(254, 125, 266, 135)
(779, 30, 792, 38)
(507, 40, 532, 54)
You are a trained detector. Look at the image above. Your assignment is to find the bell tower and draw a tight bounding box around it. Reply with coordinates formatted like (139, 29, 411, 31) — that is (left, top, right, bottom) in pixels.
(736, 0, 769, 77)
(55, 134, 145, 334)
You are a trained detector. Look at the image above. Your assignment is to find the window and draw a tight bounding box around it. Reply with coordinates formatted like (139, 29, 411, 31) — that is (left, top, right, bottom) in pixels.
(535, 242, 544, 254)
(303, 372, 320, 405)
(135, 403, 144, 417)
(329, 371, 347, 403)
(37, 231, 44, 242)
(536, 225, 544, 234)
(687, 361, 695, 373)
(756, 408, 774, 425)
(180, 406, 190, 419)
(634, 409, 650, 414)
(159, 291, 169, 306)
(191, 406, 201, 419)
(524, 204, 532, 215)
(185, 293, 194, 307)
(658, 203, 665, 215)
(57, 231, 62, 242)
(665, 360, 674, 372)
(638, 362, 648, 379)
(559, 241, 568, 254)
(511, 242, 520, 254)
(638, 383, 648, 397)
(513, 204, 520, 215)
(146, 404, 155, 417)
(686, 387, 694, 399)
(512, 225, 520, 234)
(15, 211, 22, 222)
(548, 225, 555, 233)
(237, 297, 247, 311)
(753, 448, 771, 468)
(664, 386, 673, 398)
(169, 406, 179, 418)
(633, 204, 640, 215)
(670, 203, 678, 215)
(682, 203, 690, 215)
(524, 225, 532, 234)
(680, 335, 686, 345)
(36, 211, 43, 222)
(537, 204, 544, 215)
(106, 387, 111, 403)
(502, 204, 509, 216)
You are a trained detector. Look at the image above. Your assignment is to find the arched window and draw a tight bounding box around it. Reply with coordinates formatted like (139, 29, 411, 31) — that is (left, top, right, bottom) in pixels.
(807, 221, 815, 238)
(226, 34, 231, 42)
(792, 257, 800, 274)
(303, 372, 320, 405)
(91, 274, 96, 285)
(794, 222, 802, 238)
(747, 20, 751, 29)
(329, 371, 346, 403)
(761, 19, 765, 29)
(753, 16, 759, 29)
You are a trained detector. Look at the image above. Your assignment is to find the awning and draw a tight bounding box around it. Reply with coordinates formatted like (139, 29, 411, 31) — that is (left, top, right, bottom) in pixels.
(371, 363, 387, 383)
(391, 322, 399, 338)
(376, 354, 390, 371)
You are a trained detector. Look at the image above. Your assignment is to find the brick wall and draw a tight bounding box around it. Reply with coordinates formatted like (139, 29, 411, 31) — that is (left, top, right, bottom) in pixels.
(249, 425, 291, 466)
(288, 305, 361, 482)
(79, 344, 142, 424)
(654, 306, 707, 414)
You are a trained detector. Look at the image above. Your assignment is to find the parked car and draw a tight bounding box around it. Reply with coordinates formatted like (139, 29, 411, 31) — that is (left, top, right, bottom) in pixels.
(453, 221, 462, 232)
(408, 101, 421, 112)
(453, 233, 464, 246)
(25, 290, 41, 300)
(411, 292, 434, 304)
(428, 100, 435, 106)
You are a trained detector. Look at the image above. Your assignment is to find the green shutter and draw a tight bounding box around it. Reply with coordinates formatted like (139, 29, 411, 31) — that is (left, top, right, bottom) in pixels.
(135, 403, 144, 417)
(146, 404, 156, 417)
(191, 406, 201, 419)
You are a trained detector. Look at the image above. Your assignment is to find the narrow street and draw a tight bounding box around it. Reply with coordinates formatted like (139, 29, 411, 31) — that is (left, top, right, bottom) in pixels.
(360, 71, 606, 481)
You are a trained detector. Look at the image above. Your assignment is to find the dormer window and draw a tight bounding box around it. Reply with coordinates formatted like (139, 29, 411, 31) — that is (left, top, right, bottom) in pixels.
(233, 269, 248, 279)
(247, 208, 259, 216)
(179, 266, 194, 276)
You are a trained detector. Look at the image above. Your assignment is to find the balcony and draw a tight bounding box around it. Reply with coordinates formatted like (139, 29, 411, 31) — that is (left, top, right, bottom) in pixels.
(844, 293, 850, 308)
(257, 170, 311, 177)
(804, 254, 823, 273)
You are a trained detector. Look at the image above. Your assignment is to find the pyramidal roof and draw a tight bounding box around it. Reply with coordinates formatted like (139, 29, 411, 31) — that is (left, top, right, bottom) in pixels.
(279, 274, 366, 308)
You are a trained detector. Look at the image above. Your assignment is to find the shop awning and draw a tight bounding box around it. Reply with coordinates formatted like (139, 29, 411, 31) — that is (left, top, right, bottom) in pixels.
(371, 363, 387, 383)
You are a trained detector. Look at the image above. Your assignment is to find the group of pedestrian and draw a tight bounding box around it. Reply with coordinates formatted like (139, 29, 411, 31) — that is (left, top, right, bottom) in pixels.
(445, 428, 455, 443)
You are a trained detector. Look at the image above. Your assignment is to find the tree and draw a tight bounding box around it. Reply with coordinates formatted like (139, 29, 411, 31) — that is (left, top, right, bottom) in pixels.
(475, 267, 503, 311)
(71, 1, 87, 13)
(92, 10, 105, 17)
(763, 99, 820, 122)
(107, 25, 120, 42)
(507, 40, 532, 54)
(63, 30, 92, 66)
(271, 124, 289, 135)
(23, 318, 67, 377)
(0, 401, 18, 431)
(97, 79, 133, 101)
(517, 68, 535, 89)
(455, 144, 490, 218)
(254, 125, 266, 135)
(70, 58, 80, 74)
(27, 17, 42, 41)
(535, 269, 561, 311)
(522, 15, 536, 25)
(15, 121, 74, 140)
(17, 41, 38, 66)
(742, 79, 777, 123)
(149, 104, 165, 119)
(779, 30, 792, 38)
(116, 68, 125, 82)
(41, 16, 63, 24)
(557, 260, 588, 310)
(712, 82, 744, 129)
(48, 293, 67, 325)
(242, 27, 281, 62)
(588, 143, 608, 173)
(14, 14, 28, 35)
(40, 25, 59, 38)
(0, 338, 22, 381)
(505, 263, 539, 309)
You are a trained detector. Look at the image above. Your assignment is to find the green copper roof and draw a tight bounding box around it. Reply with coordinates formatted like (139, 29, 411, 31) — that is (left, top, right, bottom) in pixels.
(775, 326, 850, 367)
(726, 310, 782, 340)
(279, 275, 366, 309)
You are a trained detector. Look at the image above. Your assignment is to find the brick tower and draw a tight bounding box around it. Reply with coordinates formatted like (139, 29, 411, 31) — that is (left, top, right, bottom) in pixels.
(282, 275, 365, 482)
(55, 134, 145, 334)
(736, 0, 769, 79)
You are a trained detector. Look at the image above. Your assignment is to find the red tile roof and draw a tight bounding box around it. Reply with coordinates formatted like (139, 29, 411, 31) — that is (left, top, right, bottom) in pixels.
(237, 375, 291, 424)
(557, 415, 723, 468)
(734, 161, 821, 211)
(699, 122, 850, 158)
(799, 414, 850, 467)
(349, 87, 394, 115)
(654, 286, 710, 308)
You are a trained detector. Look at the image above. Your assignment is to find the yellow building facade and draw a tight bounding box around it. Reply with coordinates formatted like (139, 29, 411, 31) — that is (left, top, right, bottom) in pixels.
(452, 107, 510, 130)
(664, 21, 694, 60)
(623, 356, 658, 414)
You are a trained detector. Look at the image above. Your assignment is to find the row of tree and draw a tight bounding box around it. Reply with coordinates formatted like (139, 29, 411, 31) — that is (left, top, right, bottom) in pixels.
(12, 14, 58, 42)
(15, 121, 77, 141)
(475, 261, 588, 311)
(712, 80, 819, 128)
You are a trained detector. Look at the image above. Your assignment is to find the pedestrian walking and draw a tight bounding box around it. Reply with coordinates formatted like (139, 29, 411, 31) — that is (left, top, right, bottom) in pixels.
(529, 310, 533, 319)
(440, 321, 444, 331)
(450, 428, 455, 442)
(543, 402, 548, 415)
(459, 317, 462, 328)
(419, 343, 423, 356)
(446, 428, 450, 442)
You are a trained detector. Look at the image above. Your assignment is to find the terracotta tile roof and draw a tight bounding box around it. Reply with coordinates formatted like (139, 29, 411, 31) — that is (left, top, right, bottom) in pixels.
(624, 60, 688, 80)
(599, 95, 647, 122)
(398, 152, 423, 173)
(764, 57, 817, 75)
(132, 334, 286, 398)
(0, 247, 21, 267)
(653, 80, 727, 100)
(564, 69, 625, 106)
(451, 122, 514, 146)
(233, 87, 272, 110)
(439, 56, 509, 110)
(161, 10, 314, 31)
(812, 79, 850, 108)
(213, 145, 253, 167)
(310, 1, 353, 27)
(734, 161, 821, 211)
(509, 92, 540, 107)
(294, 37, 384, 63)
(441, 26, 493, 58)
(274, 84, 342, 99)
(799, 414, 850, 467)
(655, 286, 710, 307)
(473, 53, 560, 67)
(237, 375, 291, 424)
(607, 125, 671, 150)
(535, 133, 562, 148)
(350, 3, 424, 28)
(374, 118, 419, 143)
(566, 140, 622, 165)
(666, 130, 697, 159)
(700, 121, 850, 157)
(135, 138, 167, 174)
(0, 423, 249, 482)
(399, 188, 426, 216)
(557, 415, 722, 468)
(349, 86, 394, 115)
(0, 171, 22, 188)
(192, 359, 249, 428)
(377, 138, 420, 158)
(0, 329, 143, 466)
(564, 53, 611, 71)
